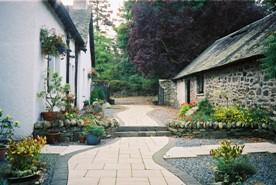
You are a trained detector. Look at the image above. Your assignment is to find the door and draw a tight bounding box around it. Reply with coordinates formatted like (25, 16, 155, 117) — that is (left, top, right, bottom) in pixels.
(186, 79, 191, 103)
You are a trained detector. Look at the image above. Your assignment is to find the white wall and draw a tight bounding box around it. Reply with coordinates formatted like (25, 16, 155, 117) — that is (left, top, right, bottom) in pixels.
(77, 40, 92, 109)
(176, 79, 186, 106)
(0, 0, 70, 138)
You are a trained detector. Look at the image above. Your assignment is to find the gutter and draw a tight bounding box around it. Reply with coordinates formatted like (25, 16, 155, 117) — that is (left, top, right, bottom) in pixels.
(47, 0, 86, 51)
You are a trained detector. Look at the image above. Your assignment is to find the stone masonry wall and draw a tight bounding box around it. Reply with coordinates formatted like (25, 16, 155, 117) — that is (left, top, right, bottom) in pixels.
(204, 59, 276, 115)
(159, 79, 177, 107)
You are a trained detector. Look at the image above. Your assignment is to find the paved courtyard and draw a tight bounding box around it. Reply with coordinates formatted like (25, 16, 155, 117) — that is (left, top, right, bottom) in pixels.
(116, 105, 161, 126)
(67, 137, 185, 185)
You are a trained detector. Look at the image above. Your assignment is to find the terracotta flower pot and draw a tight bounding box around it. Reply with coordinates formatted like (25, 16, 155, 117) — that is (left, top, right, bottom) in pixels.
(0, 145, 7, 161)
(41, 112, 62, 121)
(79, 135, 86, 143)
(46, 132, 61, 144)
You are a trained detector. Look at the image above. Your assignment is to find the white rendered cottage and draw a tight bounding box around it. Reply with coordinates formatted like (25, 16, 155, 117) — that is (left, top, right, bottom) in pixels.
(0, 0, 94, 138)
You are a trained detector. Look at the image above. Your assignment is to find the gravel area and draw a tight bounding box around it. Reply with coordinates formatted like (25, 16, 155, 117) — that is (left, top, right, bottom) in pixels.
(40, 153, 59, 185)
(147, 106, 178, 125)
(166, 138, 276, 185)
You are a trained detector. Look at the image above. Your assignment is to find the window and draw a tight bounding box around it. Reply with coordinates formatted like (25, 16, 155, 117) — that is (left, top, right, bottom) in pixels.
(197, 74, 204, 94)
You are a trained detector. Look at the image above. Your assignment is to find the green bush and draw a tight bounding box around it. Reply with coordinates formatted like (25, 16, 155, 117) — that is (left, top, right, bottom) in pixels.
(191, 111, 212, 122)
(90, 87, 105, 103)
(248, 107, 271, 126)
(178, 104, 192, 118)
(214, 156, 256, 184)
(210, 140, 256, 184)
(213, 106, 248, 123)
(84, 124, 105, 138)
(198, 99, 213, 115)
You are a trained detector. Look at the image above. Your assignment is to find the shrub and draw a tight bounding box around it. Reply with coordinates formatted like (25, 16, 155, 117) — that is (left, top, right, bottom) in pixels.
(84, 124, 105, 138)
(7, 136, 46, 177)
(178, 104, 191, 118)
(248, 107, 271, 126)
(90, 87, 105, 103)
(210, 140, 256, 184)
(0, 110, 19, 143)
(213, 106, 248, 123)
(197, 99, 213, 115)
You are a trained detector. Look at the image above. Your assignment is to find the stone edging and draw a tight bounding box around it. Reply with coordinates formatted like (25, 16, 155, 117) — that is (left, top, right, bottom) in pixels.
(50, 138, 119, 185)
(152, 137, 201, 185)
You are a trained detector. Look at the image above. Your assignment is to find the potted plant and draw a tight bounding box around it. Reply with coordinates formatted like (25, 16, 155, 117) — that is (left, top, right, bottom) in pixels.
(79, 132, 86, 144)
(84, 124, 105, 145)
(0, 109, 19, 161)
(6, 136, 46, 184)
(40, 27, 67, 57)
(38, 72, 70, 121)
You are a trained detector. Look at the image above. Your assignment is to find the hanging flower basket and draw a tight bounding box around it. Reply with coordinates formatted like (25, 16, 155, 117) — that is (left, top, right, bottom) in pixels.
(40, 27, 67, 57)
(88, 68, 97, 79)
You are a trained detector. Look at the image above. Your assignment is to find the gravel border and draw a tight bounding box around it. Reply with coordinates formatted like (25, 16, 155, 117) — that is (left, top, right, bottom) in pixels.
(152, 137, 201, 185)
(164, 138, 276, 185)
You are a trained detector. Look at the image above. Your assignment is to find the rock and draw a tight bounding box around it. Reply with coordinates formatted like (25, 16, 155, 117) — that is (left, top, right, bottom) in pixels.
(58, 120, 64, 128)
(43, 121, 51, 129)
(93, 102, 103, 113)
(218, 122, 223, 129)
(262, 123, 267, 129)
(102, 102, 111, 109)
(111, 118, 119, 127)
(34, 121, 44, 129)
(236, 121, 242, 128)
(71, 119, 77, 126)
(52, 121, 59, 127)
(64, 119, 71, 127)
(213, 122, 218, 129)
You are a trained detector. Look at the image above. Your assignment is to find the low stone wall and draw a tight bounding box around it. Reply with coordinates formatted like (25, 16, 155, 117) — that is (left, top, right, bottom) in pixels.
(168, 120, 276, 141)
(33, 120, 84, 142)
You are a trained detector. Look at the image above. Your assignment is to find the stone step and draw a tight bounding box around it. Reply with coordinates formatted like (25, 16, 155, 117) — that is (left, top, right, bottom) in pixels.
(116, 126, 168, 132)
(114, 131, 171, 137)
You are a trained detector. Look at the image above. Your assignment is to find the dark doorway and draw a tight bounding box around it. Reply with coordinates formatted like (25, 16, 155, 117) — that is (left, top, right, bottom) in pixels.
(186, 79, 191, 103)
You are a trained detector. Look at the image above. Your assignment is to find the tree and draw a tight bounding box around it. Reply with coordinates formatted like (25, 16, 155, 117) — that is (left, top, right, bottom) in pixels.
(262, 32, 276, 79)
(90, 0, 113, 33)
(128, 1, 265, 78)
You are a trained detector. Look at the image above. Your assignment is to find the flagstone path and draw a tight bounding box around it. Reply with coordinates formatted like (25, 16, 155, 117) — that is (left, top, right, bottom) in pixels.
(67, 137, 185, 185)
(116, 105, 162, 126)
(164, 142, 276, 159)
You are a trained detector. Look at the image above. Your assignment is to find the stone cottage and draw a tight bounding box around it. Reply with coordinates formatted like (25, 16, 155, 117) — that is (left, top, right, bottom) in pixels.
(0, 0, 94, 138)
(172, 12, 276, 113)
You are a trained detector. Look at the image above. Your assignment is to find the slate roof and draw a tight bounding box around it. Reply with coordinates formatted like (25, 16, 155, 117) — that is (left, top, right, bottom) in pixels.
(174, 12, 276, 80)
(48, 0, 86, 50)
(68, 7, 91, 45)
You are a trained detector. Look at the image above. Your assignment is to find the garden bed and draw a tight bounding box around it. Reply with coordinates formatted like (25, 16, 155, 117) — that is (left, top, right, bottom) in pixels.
(166, 138, 276, 185)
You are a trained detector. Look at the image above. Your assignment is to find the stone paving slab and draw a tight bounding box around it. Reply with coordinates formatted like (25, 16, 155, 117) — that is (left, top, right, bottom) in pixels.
(164, 142, 276, 159)
(42, 144, 94, 156)
(68, 137, 186, 185)
(116, 105, 161, 126)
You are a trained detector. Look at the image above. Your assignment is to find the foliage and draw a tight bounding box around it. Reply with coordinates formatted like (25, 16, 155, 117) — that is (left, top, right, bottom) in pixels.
(178, 104, 192, 118)
(37, 72, 70, 112)
(247, 107, 271, 126)
(210, 140, 255, 184)
(210, 140, 244, 162)
(190, 111, 213, 122)
(92, 2, 158, 97)
(64, 112, 79, 121)
(0, 110, 19, 144)
(84, 124, 105, 138)
(262, 32, 276, 79)
(213, 106, 271, 126)
(63, 93, 75, 113)
(128, 1, 265, 78)
(90, 0, 113, 33)
(83, 100, 90, 107)
(213, 106, 248, 123)
(214, 156, 256, 184)
(90, 86, 105, 103)
(7, 136, 46, 177)
(80, 114, 97, 125)
(40, 27, 66, 57)
(198, 99, 214, 116)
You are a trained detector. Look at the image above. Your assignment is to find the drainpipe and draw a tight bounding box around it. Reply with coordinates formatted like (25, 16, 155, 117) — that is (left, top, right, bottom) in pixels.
(66, 33, 70, 84)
